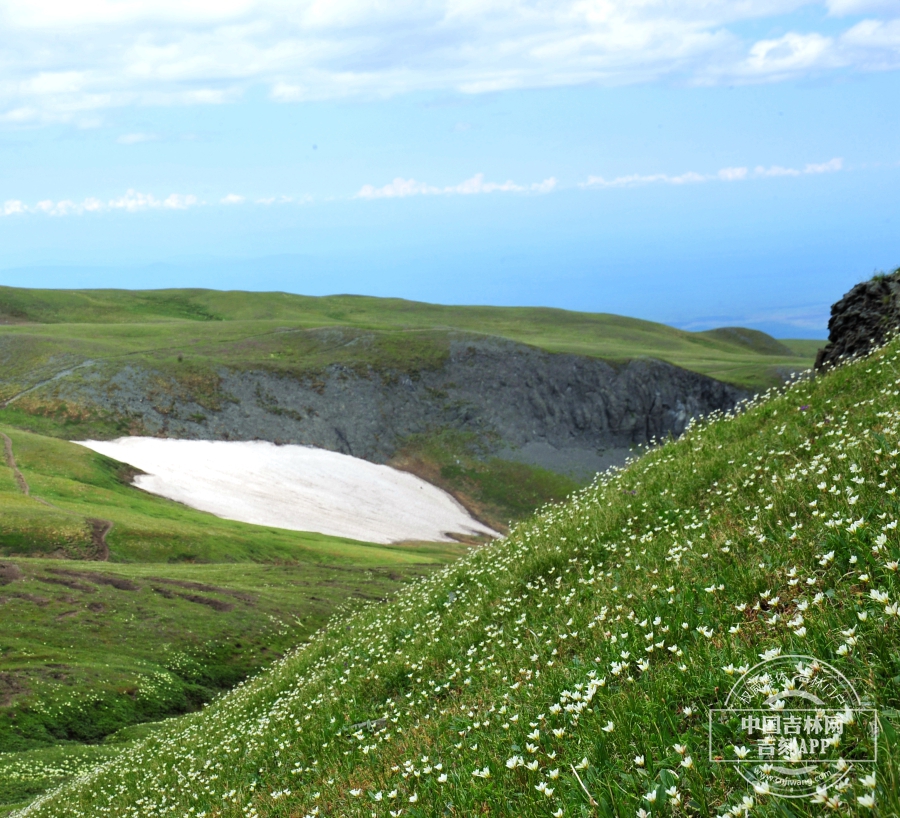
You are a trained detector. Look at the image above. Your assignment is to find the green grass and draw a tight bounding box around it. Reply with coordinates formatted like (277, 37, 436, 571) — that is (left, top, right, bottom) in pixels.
(0, 558, 439, 755)
(780, 338, 825, 358)
(0, 424, 463, 565)
(0, 287, 818, 397)
(390, 429, 580, 531)
(0, 422, 467, 811)
(0, 556, 451, 814)
(10, 333, 899, 817)
(0, 742, 120, 816)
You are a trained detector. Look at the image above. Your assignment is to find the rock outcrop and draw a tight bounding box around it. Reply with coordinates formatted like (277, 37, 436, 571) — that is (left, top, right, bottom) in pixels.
(58, 336, 747, 478)
(816, 269, 900, 371)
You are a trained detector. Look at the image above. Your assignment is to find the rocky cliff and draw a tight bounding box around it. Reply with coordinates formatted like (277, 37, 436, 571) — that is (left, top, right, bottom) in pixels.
(56, 335, 747, 478)
(816, 268, 900, 371)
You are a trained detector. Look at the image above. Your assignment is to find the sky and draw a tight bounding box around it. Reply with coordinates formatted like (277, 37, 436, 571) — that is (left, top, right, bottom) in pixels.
(1, 1, 899, 337)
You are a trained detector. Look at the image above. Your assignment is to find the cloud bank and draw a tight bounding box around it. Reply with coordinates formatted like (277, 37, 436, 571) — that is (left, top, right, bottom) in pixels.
(3, 189, 200, 216)
(581, 157, 843, 189)
(0, 158, 846, 216)
(356, 173, 557, 199)
(0, 1, 898, 123)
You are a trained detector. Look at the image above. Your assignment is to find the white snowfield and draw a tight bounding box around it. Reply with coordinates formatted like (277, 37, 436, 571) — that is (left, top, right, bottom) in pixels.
(74, 438, 499, 545)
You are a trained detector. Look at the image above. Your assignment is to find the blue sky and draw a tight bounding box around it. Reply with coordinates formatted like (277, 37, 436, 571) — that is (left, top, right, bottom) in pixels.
(1, 1, 899, 337)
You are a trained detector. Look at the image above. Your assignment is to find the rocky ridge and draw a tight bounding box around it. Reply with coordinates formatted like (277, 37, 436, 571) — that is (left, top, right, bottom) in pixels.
(53, 335, 747, 479)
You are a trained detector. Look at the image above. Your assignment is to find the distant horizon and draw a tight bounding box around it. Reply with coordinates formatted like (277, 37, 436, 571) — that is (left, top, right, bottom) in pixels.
(0, 271, 834, 340)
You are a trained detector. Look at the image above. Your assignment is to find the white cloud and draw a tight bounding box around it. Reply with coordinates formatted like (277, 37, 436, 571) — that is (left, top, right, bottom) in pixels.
(723, 31, 841, 81)
(804, 157, 843, 173)
(0, 189, 203, 216)
(0, 189, 316, 214)
(2, 0, 258, 28)
(451, 174, 522, 194)
(827, 0, 900, 15)
(582, 157, 843, 188)
(581, 170, 707, 188)
(0, 157, 847, 215)
(108, 190, 167, 211)
(269, 82, 308, 103)
(754, 164, 801, 176)
(357, 178, 440, 199)
(839, 18, 900, 69)
(752, 32, 835, 69)
(117, 132, 159, 144)
(531, 177, 557, 193)
(356, 172, 556, 199)
(718, 166, 749, 181)
(162, 193, 198, 209)
(0, 2, 895, 123)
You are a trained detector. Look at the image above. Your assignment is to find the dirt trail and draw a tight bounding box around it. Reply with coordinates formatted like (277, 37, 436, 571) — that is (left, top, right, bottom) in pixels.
(2, 432, 29, 495)
(87, 519, 113, 561)
(1, 431, 113, 560)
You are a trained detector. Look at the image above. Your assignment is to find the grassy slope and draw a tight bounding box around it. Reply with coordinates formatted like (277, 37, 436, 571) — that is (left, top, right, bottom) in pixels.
(0, 425, 464, 811)
(13, 339, 899, 817)
(0, 287, 817, 392)
(0, 424, 461, 564)
(390, 429, 580, 531)
(781, 339, 825, 358)
(0, 559, 430, 752)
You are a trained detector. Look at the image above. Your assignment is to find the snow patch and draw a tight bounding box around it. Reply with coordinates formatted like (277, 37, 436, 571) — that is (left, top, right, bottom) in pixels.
(74, 437, 498, 544)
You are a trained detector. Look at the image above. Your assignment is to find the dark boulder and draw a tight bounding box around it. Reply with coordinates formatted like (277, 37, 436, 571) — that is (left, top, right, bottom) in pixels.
(816, 268, 900, 371)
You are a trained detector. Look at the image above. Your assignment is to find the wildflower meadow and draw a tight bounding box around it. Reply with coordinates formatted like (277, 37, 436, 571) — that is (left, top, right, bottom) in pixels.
(12, 338, 900, 817)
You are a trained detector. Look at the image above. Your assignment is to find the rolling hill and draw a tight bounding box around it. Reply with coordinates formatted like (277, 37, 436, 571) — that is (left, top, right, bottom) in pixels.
(0, 286, 816, 393)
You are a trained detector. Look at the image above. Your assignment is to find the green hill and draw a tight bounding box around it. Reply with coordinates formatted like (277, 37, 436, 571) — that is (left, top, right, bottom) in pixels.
(0, 425, 461, 565)
(10, 330, 897, 816)
(0, 287, 817, 393)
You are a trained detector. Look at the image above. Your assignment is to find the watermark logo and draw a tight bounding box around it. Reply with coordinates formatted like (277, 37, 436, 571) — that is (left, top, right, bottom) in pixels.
(709, 654, 877, 798)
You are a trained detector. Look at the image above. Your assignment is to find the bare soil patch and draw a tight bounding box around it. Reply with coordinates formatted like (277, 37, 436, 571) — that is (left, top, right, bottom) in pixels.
(147, 577, 255, 602)
(0, 672, 27, 706)
(0, 562, 22, 585)
(46, 568, 139, 591)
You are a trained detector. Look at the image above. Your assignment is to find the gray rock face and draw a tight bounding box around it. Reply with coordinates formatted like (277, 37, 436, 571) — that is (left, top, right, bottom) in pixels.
(61, 337, 747, 477)
(816, 269, 900, 370)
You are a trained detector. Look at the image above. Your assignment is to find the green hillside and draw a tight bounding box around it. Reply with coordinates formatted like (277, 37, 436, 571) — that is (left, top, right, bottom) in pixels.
(0, 287, 818, 393)
(0, 423, 465, 812)
(0, 425, 463, 565)
(10, 332, 897, 816)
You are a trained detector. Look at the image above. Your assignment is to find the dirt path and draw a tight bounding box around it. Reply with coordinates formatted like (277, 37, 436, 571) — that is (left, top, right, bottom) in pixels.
(87, 519, 113, 561)
(1, 430, 113, 560)
(2, 431, 30, 495)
